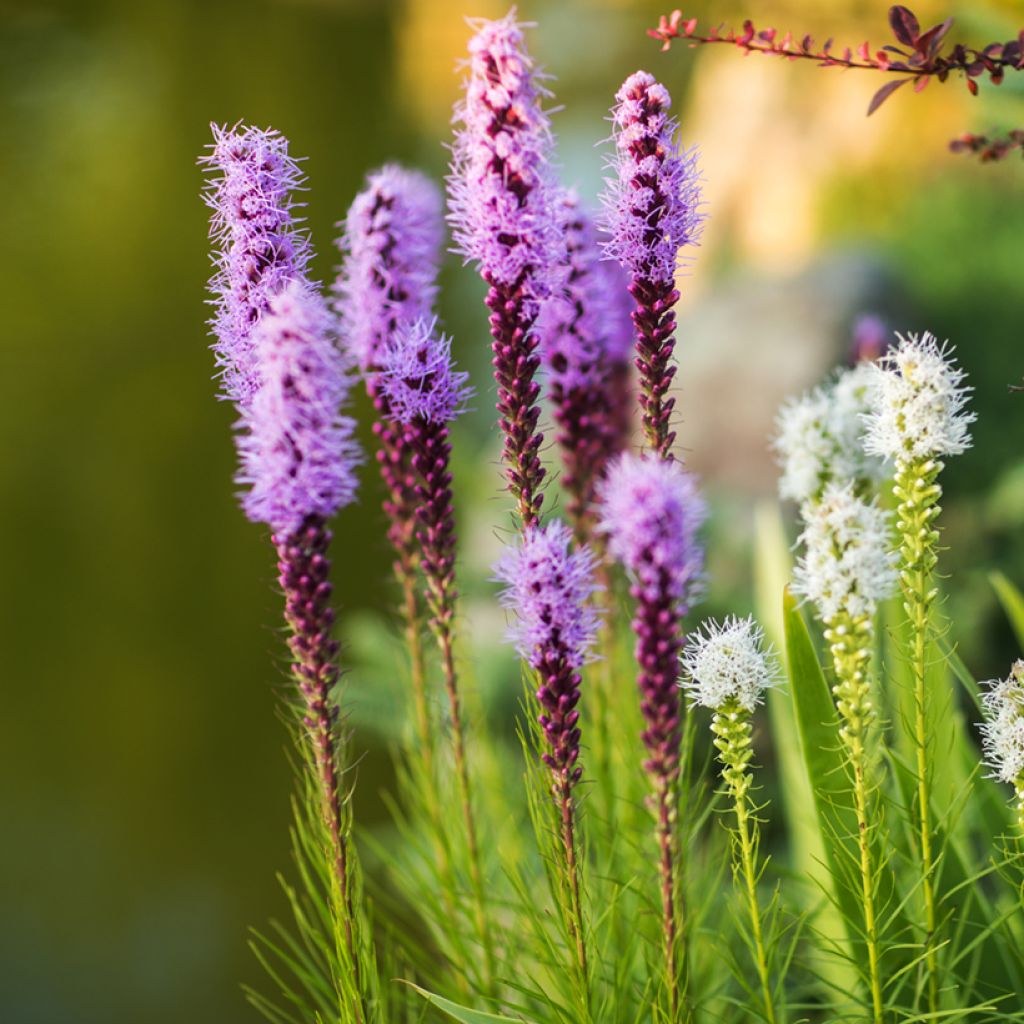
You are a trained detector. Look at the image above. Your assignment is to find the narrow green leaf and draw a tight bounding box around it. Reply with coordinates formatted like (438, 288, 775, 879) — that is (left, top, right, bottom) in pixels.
(406, 983, 536, 1023)
(990, 571, 1024, 651)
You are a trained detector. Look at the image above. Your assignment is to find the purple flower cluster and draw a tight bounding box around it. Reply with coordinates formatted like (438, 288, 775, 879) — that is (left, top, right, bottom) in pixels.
(495, 521, 600, 786)
(237, 282, 361, 537)
(334, 165, 443, 373)
(449, 12, 562, 528)
(540, 192, 636, 540)
(202, 123, 311, 406)
(602, 72, 704, 459)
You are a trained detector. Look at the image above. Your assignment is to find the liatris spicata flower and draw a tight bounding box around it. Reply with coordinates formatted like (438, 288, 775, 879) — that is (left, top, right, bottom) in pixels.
(495, 520, 600, 990)
(234, 280, 366, 1009)
(202, 123, 311, 406)
(851, 313, 889, 364)
(774, 364, 886, 506)
(540, 192, 634, 542)
(863, 331, 974, 1016)
(598, 452, 705, 1017)
(602, 70, 703, 460)
(377, 318, 495, 982)
(448, 12, 562, 528)
(681, 616, 779, 1024)
(980, 662, 1024, 826)
(334, 165, 444, 757)
(792, 483, 896, 1024)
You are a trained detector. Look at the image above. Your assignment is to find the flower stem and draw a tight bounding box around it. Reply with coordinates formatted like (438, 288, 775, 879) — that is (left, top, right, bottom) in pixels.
(713, 699, 775, 1024)
(894, 456, 943, 1019)
(827, 613, 885, 1024)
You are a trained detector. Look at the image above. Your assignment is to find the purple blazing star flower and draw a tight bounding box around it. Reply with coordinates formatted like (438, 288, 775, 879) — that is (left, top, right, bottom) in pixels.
(495, 521, 600, 787)
(602, 71, 703, 459)
(540, 192, 635, 541)
(598, 453, 705, 996)
(448, 11, 562, 528)
(237, 281, 361, 538)
(334, 165, 443, 373)
(202, 123, 311, 406)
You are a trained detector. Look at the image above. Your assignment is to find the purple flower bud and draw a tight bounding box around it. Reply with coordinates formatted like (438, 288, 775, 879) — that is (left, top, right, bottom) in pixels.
(238, 282, 361, 537)
(334, 165, 444, 373)
(495, 521, 601, 786)
(377, 318, 472, 426)
(202, 123, 311, 406)
(541, 192, 636, 539)
(851, 313, 890, 365)
(601, 71, 704, 459)
(448, 12, 562, 527)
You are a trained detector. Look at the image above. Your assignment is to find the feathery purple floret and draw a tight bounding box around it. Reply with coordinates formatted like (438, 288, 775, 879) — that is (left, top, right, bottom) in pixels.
(378, 318, 472, 426)
(495, 521, 600, 786)
(334, 165, 443, 373)
(448, 12, 561, 527)
(541, 192, 635, 539)
(202, 123, 311, 405)
(601, 71, 703, 459)
(238, 282, 361, 537)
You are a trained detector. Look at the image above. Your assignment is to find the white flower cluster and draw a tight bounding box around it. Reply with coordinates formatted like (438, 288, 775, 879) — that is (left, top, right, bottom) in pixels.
(792, 483, 897, 624)
(863, 332, 974, 463)
(980, 661, 1024, 787)
(681, 616, 779, 713)
(774, 364, 885, 504)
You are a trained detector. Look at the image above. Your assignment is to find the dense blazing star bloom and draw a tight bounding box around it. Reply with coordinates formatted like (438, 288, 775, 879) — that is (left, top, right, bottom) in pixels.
(495, 521, 600, 785)
(334, 165, 443, 373)
(980, 662, 1024, 791)
(792, 483, 897, 626)
(681, 616, 778, 714)
(202, 123, 311, 406)
(540, 192, 634, 540)
(237, 282, 361, 538)
(774, 364, 886, 505)
(863, 332, 974, 463)
(448, 11, 562, 527)
(602, 70, 704, 458)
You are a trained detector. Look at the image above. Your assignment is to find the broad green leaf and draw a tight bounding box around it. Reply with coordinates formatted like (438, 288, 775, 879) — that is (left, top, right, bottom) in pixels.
(407, 984, 536, 1023)
(990, 571, 1024, 651)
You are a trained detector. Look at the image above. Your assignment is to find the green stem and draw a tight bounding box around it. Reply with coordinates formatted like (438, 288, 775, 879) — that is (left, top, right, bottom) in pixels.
(828, 613, 885, 1024)
(713, 700, 775, 1024)
(894, 457, 943, 1019)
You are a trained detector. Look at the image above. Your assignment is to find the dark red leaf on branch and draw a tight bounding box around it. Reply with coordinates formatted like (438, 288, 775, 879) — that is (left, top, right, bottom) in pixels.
(889, 6, 921, 46)
(823, 37, 833, 54)
(913, 74, 930, 92)
(759, 27, 777, 43)
(967, 60, 985, 77)
(801, 34, 813, 53)
(858, 41, 871, 61)
(916, 18, 953, 56)
(967, 77, 979, 95)
(867, 77, 909, 114)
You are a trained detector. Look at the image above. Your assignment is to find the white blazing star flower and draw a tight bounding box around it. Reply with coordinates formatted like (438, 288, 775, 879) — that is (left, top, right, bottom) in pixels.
(681, 616, 779, 713)
(980, 661, 1024, 787)
(774, 364, 885, 504)
(863, 332, 974, 463)
(792, 482, 897, 624)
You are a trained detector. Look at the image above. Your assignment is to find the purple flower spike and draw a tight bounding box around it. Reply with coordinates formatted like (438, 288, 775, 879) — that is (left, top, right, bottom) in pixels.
(449, 12, 562, 528)
(334, 165, 443, 373)
(602, 71, 703, 459)
(495, 521, 600, 786)
(202, 123, 311, 406)
(238, 282, 361, 537)
(598, 453, 705, 1006)
(541, 193, 636, 541)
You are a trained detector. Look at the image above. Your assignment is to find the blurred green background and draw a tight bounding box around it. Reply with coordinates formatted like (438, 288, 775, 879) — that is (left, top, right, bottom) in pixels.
(3, 0, 1024, 1020)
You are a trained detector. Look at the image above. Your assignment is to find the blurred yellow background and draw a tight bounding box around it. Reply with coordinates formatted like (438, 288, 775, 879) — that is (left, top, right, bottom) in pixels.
(2, 0, 1023, 1021)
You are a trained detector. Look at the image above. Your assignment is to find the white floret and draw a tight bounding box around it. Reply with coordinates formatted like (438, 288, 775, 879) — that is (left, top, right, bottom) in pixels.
(980, 661, 1024, 786)
(792, 483, 897, 624)
(681, 615, 778, 712)
(863, 332, 974, 462)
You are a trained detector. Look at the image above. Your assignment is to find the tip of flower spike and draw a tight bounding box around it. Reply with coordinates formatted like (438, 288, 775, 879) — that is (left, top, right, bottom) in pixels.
(980, 661, 1024, 787)
(493, 520, 601, 670)
(334, 164, 444, 372)
(863, 331, 975, 463)
(238, 281, 362, 536)
(597, 453, 705, 601)
(376, 317, 472, 425)
(681, 615, 779, 712)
